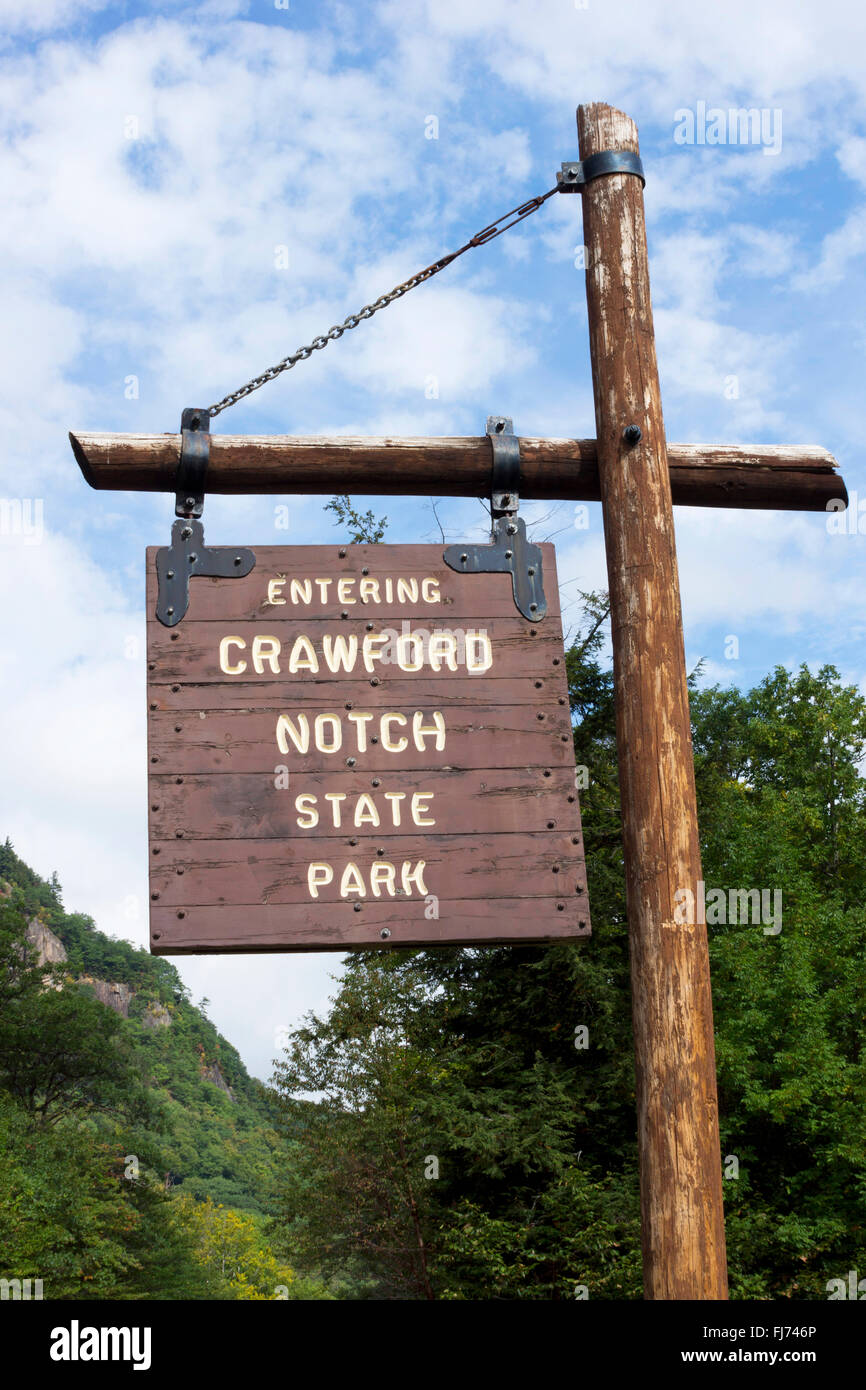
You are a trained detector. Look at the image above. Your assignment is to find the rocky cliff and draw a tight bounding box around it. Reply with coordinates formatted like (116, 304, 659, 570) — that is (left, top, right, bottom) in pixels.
(25, 918, 67, 967)
(79, 975, 134, 1017)
(200, 1060, 235, 1101)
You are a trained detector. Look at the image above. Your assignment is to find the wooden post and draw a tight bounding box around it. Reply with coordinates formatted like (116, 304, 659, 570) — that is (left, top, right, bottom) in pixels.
(577, 103, 728, 1299)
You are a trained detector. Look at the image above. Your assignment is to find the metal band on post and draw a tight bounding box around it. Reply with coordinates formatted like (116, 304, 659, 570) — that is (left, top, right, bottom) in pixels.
(487, 414, 521, 521)
(556, 149, 646, 192)
(175, 408, 211, 519)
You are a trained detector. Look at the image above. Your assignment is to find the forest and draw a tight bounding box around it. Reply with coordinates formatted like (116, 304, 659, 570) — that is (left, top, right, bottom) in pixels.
(1, 591, 864, 1298)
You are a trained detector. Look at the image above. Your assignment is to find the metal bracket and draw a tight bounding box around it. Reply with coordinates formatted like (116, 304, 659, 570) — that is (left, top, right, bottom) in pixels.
(175, 407, 211, 519)
(556, 149, 646, 193)
(156, 407, 256, 627)
(443, 416, 547, 622)
(155, 520, 256, 628)
(489, 414, 521, 519)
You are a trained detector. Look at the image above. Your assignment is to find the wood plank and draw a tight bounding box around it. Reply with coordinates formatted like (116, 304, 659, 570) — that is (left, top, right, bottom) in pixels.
(148, 767, 581, 840)
(145, 542, 563, 624)
(146, 616, 567, 685)
(148, 703, 576, 773)
(150, 895, 591, 954)
(148, 673, 569, 711)
(73, 431, 846, 511)
(149, 832, 588, 906)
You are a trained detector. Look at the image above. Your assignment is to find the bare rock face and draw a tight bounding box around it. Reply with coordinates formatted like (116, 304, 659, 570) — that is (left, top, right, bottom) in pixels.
(141, 1002, 171, 1029)
(25, 919, 68, 968)
(201, 1061, 235, 1101)
(80, 976, 133, 1018)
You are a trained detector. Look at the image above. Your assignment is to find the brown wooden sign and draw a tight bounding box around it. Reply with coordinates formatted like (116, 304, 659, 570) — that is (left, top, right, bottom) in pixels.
(146, 542, 589, 953)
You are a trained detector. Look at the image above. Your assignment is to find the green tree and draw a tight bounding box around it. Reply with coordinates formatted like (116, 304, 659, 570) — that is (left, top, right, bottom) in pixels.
(325, 495, 388, 544)
(0, 909, 149, 1128)
(271, 959, 442, 1299)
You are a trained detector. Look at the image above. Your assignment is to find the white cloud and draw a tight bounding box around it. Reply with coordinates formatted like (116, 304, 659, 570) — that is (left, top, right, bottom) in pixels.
(0, 0, 112, 36)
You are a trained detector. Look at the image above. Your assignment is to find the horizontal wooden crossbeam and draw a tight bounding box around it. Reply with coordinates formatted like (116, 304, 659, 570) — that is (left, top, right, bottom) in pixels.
(69, 432, 847, 512)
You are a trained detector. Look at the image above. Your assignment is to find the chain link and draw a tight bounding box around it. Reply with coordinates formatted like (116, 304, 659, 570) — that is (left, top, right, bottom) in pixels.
(207, 186, 560, 418)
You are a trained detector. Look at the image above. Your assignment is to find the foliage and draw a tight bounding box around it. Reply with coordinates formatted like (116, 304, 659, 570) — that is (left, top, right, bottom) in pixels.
(270, 960, 441, 1299)
(173, 1195, 329, 1299)
(0, 1091, 212, 1299)
(0, 855, 297, 1298)
(325, 494, 388, 544)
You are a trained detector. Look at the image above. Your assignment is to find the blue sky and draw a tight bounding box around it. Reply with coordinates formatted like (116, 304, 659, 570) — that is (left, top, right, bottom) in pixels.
(2, 0, 865, 1079)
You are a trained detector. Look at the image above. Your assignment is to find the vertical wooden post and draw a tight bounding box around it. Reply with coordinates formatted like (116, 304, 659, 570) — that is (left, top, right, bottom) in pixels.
(577, 103, 728, 1299)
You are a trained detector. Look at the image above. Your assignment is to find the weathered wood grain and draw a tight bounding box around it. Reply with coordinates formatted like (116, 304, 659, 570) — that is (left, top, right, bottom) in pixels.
(144, 542, 563, 624)
(148, 703, 576, 773)
(146, 616, 567, 685)
(149, 833, 588, 906)
(148, 673, 570, 711)
(149, 895, 591, 953)
(579, 102, 728, 1300)
(73, 431, 846, 510)
(148, 766, 581, 840)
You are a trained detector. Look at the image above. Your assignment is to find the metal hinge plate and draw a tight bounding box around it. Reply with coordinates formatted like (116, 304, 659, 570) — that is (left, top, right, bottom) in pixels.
(155, 520, 256, 628)
(443, 416, 547, 621)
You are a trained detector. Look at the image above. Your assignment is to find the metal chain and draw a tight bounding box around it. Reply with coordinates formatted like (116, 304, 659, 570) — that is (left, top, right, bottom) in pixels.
(207, 185, 560, 418)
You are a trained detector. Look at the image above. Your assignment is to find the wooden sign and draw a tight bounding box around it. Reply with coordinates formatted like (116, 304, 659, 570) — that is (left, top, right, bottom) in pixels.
(146, 543, 589, 953)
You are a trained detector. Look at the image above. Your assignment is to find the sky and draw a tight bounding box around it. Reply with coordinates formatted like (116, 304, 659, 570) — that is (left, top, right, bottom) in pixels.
(1, 0, 865, 1081)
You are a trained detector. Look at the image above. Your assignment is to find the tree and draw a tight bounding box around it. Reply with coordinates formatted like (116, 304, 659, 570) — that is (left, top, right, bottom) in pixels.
(174, 1194, 325, 1299)
(325, 495, 388, 544)
(0, 921, 150, 1128)
(271, 959, 442, 1299)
